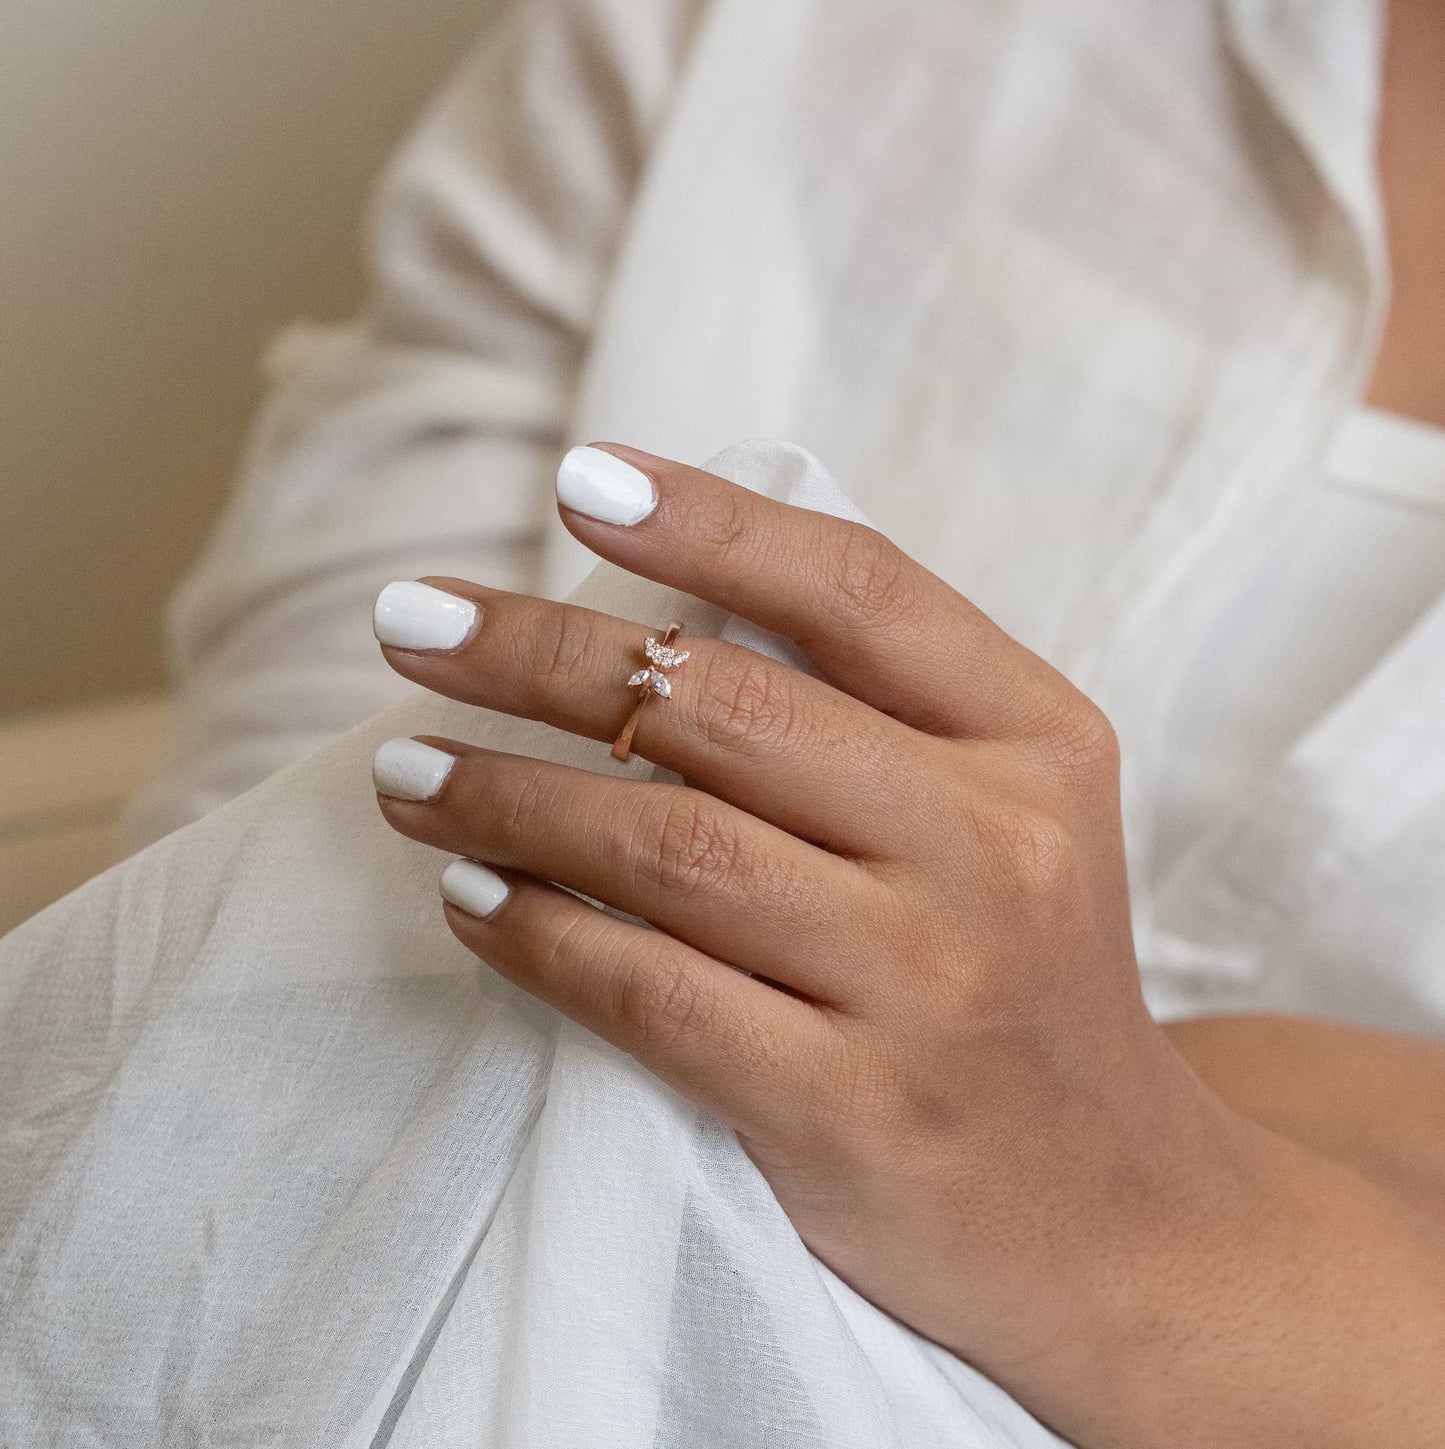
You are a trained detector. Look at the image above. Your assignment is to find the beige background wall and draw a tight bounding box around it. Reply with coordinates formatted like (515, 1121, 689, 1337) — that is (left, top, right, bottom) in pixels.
(0, 0, 491, 930)
(0, 0, 488, 717)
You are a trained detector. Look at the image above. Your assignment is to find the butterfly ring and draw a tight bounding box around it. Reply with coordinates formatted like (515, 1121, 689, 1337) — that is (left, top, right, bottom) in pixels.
(611, 621, 689, 763)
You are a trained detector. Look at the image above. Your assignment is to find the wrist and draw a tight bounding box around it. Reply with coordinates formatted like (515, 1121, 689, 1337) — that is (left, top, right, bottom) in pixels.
(958, 1041, 1272, 1431)
(1023, 1049, 1439, 1448)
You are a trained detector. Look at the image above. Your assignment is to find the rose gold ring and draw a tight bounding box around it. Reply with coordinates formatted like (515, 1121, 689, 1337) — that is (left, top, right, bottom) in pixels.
(612, 620, 689, 762)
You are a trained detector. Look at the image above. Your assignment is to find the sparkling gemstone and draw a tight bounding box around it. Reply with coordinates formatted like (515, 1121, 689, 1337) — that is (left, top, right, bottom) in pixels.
(651, 674, 671, 697)
(628, 668, 650, 687)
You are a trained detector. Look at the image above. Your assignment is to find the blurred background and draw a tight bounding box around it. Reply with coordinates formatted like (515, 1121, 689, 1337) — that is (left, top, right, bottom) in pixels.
(0, 0, 488, 930)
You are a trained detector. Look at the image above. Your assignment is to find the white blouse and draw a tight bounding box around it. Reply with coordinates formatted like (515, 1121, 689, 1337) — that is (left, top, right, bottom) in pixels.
(1156, 406, 1445, 877)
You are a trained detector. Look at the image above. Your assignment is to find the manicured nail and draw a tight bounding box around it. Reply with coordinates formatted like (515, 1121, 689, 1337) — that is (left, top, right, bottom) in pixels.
(373, 738, 456, 801)
(556, 445, 657, 525)
(440, 859, 510, 919)
(373, 581, 478, 651)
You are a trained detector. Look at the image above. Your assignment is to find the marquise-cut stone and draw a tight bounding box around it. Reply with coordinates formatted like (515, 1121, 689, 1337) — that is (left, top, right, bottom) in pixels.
(651, 674, 671, 697)
(628, 668, 650, 687)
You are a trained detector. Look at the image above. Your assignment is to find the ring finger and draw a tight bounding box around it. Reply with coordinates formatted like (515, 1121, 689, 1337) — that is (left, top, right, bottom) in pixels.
(373, 576, 927, 857)
(374, 737, 881, 999)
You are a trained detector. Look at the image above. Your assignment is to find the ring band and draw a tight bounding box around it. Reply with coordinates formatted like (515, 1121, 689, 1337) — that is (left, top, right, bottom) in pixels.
(612, 620, 688, 762)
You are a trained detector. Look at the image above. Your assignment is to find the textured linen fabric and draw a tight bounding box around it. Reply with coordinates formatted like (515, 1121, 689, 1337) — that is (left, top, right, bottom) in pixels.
(1154, 406, 1445, 876)
(1, 441, 1063, 1449)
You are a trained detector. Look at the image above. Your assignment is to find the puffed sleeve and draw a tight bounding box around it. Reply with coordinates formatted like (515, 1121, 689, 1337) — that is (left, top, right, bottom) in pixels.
(131, 0, 707, 841)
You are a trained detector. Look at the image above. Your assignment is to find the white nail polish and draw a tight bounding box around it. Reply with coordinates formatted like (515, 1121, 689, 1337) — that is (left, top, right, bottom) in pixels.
(556, 446, 657, 525)
(373, 738, 456, 801)
(373, 581, 478, 651)
(440, 859, 510, 919)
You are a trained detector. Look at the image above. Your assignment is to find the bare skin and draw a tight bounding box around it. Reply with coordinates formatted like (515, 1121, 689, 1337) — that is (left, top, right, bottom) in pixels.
(373, 443, 1445, 1448)
(1366, 0, 1445, 423)
(1166, 1016, 1445, 1229)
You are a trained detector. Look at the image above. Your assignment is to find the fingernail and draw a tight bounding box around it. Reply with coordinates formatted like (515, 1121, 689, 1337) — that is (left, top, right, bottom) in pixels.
(556, 445, 657, 525)
(373, 738, 456, 801)
(373, 581, 479, 651)
(440, 859, 510, 919)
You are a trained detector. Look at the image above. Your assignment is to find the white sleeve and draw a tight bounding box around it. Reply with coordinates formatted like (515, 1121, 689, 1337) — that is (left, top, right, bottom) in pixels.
(130, 0, 706, 842)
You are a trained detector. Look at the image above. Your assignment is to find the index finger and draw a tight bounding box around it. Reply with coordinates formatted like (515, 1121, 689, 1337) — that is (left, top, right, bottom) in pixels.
(555, 443, 1073, 740)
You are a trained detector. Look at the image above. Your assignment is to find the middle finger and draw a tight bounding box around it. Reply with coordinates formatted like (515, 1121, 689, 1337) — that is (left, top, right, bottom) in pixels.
(374, 576, 923, 856)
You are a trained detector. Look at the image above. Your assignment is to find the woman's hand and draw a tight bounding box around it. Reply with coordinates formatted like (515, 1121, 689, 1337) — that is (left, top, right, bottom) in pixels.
(372, 445, 1445, 1448)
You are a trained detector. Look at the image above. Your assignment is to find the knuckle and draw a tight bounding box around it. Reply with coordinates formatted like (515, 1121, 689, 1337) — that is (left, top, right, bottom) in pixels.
(825, 525, 912, 628)
(1070, 698, 1121, 770)
(840, 1040, 909, 1136)
(498, 761, 555, 842)
(530, 604, 601, 690)
(611, 951, 711, 1051)
(643, 794, 749, 899)
(976, 800, 1078, 904)
(836, 1037, 959, 1168)
(540, 908, 615, 982)
(693, 485, 758, 560)
(697, 650, 801, 753)
(1027, 690, 1120, 785)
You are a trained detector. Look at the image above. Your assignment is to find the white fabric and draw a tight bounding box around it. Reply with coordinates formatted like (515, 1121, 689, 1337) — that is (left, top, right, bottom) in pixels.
(1, 440, 1062, 1449)
(10, 0, 1445, 1441)
(1155, 406, 1445, 874)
